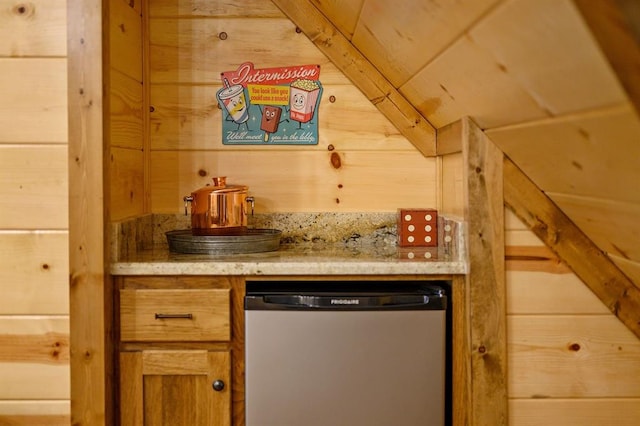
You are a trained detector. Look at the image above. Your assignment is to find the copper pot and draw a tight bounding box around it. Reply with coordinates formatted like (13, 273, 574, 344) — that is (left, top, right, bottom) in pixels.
(183, 177, 255, 235)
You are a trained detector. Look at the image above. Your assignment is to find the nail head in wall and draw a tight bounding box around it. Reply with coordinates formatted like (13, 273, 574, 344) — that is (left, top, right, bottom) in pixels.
(327, 144, 335, 151)
(198, 169, 208, 177)
(149, 106, 155, 112)
(219, 32, 228, 40)
(329, 95, 336, 103)
(296, 27, 302, 33)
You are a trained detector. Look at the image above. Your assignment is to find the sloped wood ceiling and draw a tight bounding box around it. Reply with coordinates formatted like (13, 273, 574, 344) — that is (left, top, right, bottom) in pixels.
(273, 0, 640, 320)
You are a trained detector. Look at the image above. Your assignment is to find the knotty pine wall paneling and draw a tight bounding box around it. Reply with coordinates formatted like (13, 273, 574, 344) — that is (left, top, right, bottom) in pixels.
(436, 119, 464, 219)
(487, 103, 640, 292)
(109, 0, 145, 221)
(147, 0, 436, 214)
(0, 0, 70, 423)
(505, 209, 640, 426)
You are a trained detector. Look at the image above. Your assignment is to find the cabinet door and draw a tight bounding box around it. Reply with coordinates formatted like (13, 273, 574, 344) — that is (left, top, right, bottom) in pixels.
(120, 350, 231, 426)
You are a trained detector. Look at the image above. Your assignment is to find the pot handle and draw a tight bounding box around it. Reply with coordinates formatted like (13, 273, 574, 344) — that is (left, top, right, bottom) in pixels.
(246, 196, 255, 216)
(183, 195, 193, 215)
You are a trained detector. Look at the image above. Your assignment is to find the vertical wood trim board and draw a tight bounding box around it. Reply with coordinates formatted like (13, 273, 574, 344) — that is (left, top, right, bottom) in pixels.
(462, 117, 508, 425)
(67, 0, 107, 424)
(142, 0, 152, 215)
(120, 351, 143, 425)
(503, 157, 640, 339)
(451, 275, 471, 426)
(230, 277, 246, 426)
(437, 119, 463, 156)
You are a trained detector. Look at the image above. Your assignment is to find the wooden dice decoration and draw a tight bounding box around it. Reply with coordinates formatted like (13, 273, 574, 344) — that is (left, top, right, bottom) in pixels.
(398, 209, 438, 247)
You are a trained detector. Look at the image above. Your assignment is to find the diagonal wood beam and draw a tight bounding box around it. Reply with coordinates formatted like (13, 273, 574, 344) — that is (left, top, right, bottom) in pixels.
(574, 0, 640, 116)
(504, 157, 640, 339)
(270, 0, 437, 157)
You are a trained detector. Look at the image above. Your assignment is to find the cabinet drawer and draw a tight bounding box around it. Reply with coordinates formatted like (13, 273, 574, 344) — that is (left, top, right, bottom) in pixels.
(120, 289, 230, 342)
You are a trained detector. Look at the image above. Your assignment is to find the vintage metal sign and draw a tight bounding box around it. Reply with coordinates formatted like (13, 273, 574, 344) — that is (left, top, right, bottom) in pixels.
(217, 62, 323, 145)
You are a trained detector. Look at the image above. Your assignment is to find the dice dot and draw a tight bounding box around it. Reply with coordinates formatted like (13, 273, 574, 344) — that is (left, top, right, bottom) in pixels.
(444, 235, 452, 243)
(424, 225, 432, 232)
(408, 236, 415, 243)
(425, 214, 432, 221)
(408, 224, 415, 232)
(404, 214, 412, 221)
(424, 252, 432, 259)
(407, 252, 415, 259)
(425, 236, 432, 243)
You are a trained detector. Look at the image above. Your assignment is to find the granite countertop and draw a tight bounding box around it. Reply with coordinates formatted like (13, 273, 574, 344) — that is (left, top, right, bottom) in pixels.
(110, 213, 468, 276)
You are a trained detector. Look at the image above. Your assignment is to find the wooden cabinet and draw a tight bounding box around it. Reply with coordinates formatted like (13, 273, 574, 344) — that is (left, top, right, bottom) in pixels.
(116, 276, 245, 426)
(120, 350, 231, 425)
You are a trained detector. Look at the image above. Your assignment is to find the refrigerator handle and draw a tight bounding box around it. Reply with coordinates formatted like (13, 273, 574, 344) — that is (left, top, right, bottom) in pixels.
(261, 294, 432, 308)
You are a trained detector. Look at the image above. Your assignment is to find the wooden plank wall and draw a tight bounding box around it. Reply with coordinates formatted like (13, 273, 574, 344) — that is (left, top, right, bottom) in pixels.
(438, 119, 640, 425)
(505, 209, 640, 425)
(487, 104, 640, 288)
(143, 0, 436, 216)
(110, 0, 145, 221)
(0, 0, 70, 424)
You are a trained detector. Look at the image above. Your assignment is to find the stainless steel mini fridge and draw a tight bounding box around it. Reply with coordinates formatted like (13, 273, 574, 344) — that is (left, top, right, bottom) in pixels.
(245, 281, 448, 426)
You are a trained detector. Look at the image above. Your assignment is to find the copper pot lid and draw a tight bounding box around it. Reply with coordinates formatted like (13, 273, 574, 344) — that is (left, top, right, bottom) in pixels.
(193, 176, 248, 194)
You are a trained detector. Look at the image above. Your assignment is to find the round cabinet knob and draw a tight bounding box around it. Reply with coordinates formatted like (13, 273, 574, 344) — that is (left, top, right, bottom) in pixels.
(212, 380, 225, 392)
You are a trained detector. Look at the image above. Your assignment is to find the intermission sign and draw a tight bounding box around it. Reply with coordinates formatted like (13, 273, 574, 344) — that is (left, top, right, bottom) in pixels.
(216, 62, 323, 145)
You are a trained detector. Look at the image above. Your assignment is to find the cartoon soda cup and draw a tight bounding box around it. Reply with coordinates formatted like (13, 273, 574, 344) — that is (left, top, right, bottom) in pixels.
(217, 82, 249, 124)
(289, 79, 320, 124)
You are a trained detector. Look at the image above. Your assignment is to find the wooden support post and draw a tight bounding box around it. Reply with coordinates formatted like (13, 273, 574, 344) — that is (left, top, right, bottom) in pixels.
(68, 0, 108, 424)
(462, 118, 508, 425)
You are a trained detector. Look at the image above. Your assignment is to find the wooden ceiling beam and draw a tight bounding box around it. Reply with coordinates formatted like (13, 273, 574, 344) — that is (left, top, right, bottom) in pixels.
(270, 0, 437, 157)
(574, 0, 640, 116)
(504, 156, 640, 339)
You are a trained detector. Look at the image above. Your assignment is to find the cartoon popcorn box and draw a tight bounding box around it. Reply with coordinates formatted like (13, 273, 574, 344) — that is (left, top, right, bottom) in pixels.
(289, 79, 320, 124)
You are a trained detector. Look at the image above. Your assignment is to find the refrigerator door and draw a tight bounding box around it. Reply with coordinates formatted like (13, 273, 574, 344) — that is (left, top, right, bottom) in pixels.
(245, 305, 446, 426)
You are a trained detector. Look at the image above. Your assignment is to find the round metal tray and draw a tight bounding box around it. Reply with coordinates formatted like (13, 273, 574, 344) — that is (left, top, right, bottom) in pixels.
(166, 229, 282, 255)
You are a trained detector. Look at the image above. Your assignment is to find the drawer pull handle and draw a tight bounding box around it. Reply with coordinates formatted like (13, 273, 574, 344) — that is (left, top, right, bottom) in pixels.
(154, 313, 193, 320)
